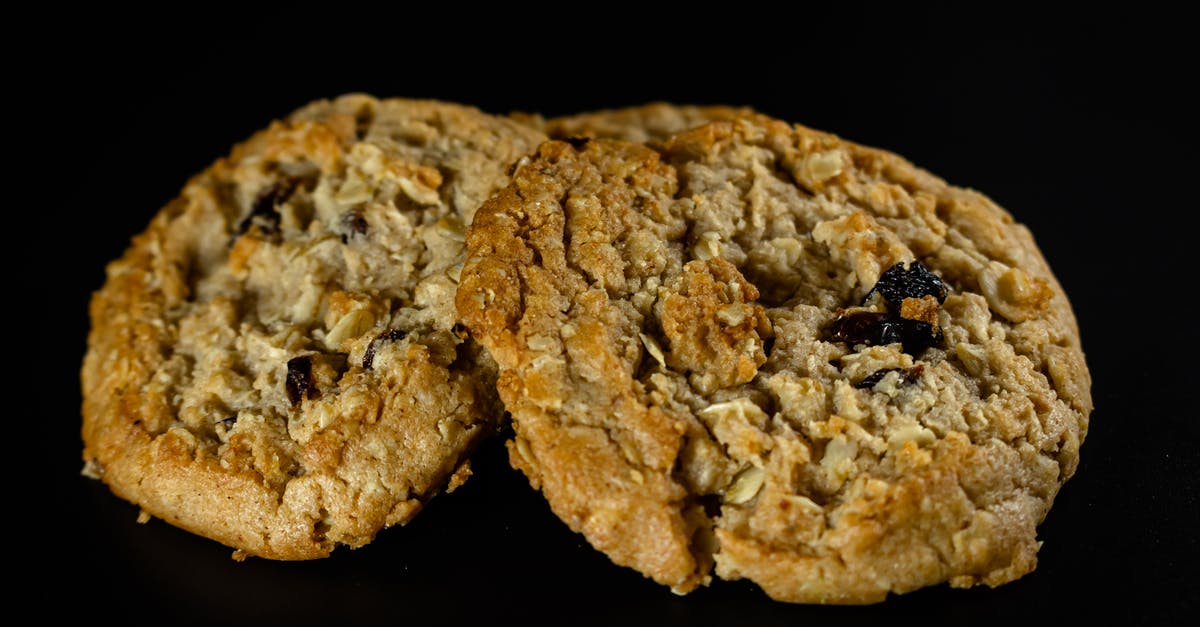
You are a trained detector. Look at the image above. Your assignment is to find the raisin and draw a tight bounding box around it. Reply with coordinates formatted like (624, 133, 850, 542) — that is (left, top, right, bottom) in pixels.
(286, 356, 318, 406)
(830, 261, 947, 356)
(341, 209, 368, 241)
(854, 365, 925, 389)
(829, 311, 891, 343)
(362, 330, 408, 370)
(864, 261, 948, 308)
(829, 311, 942, 355)
(855, 368, 901, 389)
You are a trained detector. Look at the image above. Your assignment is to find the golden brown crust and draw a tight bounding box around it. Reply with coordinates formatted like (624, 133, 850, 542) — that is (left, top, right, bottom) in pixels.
(463, 140, 709, 590)
(458, 117, 1091, 602)
(537, 102, 759, 144)
(81, 94, 546, 559)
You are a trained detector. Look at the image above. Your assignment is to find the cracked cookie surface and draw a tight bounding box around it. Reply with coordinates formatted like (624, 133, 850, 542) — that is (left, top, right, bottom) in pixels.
(457, 116, 1091, 603)
(81, 94, 546, 559)
(531, 102, 759, 144)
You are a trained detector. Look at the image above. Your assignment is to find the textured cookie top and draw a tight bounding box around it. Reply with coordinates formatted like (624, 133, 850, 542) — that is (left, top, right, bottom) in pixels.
(536, 102, 758, 144)
(81, 95, 546, 559)
(457, 117, 1091, 602)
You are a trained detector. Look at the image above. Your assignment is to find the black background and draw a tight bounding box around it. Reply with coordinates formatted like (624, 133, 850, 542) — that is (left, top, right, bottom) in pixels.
(23, 9, 1198, 625)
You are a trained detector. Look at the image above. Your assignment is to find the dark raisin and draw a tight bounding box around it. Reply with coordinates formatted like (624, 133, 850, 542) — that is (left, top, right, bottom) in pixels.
(864, 261, 948, 308)
(829, 311, 942, 356)
(855, 365, 925, 389)
(341, 209, 368, 240)
(855, 368, 901, 389)
(829, 312, 891, 344)
(878, 318, 942, 355)
(564, 136, 591, 149)
(286, 356, 318, 406)
(361, 344, 378, 371)
(362, 330, 409, 370)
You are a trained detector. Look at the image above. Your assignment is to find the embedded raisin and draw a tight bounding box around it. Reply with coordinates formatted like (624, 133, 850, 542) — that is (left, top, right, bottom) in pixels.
(865, 261, 948, 308)
(855, 365, 924, 389)
(829, 311, 942, 355)
(286, 356, 318, 406)
(362, 330, 408, 370)
(831, 261, 947, 356)
(855, 368, 901, 389)
(829, 312, 891, 344)
(341, 209, 368, 240)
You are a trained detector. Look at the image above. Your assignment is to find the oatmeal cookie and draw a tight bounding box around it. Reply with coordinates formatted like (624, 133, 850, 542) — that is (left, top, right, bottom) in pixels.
(81, 94, 546, 559)
(457, 116, 1091, 602)
(524, 102, 758, 144)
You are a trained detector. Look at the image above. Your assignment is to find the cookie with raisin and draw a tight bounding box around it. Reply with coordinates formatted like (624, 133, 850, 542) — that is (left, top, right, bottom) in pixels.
(456, 116, 1091, 602)
(81, 94, 546, 559)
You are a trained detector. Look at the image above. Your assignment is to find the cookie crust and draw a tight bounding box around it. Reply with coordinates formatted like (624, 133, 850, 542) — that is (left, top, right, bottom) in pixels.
(457, 116, 1091, 602)
(81, 95, 545, 559)
(533, 102, 758, 144)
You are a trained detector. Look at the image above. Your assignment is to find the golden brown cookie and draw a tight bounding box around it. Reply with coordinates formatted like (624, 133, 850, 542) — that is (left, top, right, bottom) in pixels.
(81, 94, 546, 559)
(523, 102, 758, 144)
(457, 116, 1092, 602)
